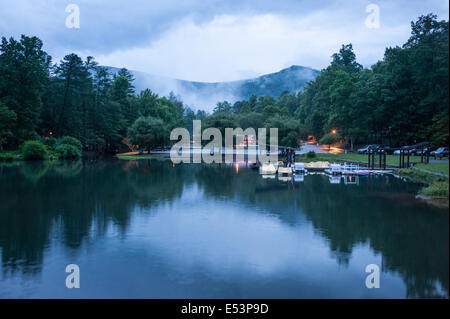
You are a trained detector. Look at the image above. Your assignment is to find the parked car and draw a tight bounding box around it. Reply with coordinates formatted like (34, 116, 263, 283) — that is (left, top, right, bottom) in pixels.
(412, 146, 437, 156)
(431, 147, 449, 158)
(378, 145, 394, 154)
(357, 144, 379, 154)
(358, 144, 393, 154)
(393, 147, 413, 155)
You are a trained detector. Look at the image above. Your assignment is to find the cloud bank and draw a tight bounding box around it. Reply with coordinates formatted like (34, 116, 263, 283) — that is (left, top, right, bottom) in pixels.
(1, 0, 448, 82)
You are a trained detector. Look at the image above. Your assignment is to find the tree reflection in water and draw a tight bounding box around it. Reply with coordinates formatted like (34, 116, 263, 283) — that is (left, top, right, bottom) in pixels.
(0, 159, 447, 298)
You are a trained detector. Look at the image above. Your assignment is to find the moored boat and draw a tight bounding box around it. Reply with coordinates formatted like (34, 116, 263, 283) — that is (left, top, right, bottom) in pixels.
(278, 166, 293, 175)
(260, 163, 277, 175)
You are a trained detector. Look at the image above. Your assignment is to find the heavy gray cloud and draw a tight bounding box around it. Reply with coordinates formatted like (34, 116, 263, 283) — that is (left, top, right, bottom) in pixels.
(1, 0, 448, 81)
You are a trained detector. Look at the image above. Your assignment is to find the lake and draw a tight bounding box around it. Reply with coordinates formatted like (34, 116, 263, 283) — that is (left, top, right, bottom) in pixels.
(0, 159, 448, 298)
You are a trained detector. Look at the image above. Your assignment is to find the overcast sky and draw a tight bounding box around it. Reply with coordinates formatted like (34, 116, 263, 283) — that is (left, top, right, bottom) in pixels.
(0, 0, 448, 82)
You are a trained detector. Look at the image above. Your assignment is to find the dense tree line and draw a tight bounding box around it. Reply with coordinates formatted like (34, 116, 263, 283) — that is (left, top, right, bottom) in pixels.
(296, 14, 449, 148)
(0, 14, 448, 153)
(206, 14, 448, 149)
(0, 37, 185, 152)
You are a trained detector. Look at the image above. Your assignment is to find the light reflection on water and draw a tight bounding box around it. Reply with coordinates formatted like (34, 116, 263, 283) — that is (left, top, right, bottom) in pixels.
(0, 159, 448, 298)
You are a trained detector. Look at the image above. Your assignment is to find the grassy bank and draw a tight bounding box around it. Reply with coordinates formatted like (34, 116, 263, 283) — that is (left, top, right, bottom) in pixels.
(395, 167, 448, 197)
(414, 163, 449, 176)
(296, 152, 449, 201)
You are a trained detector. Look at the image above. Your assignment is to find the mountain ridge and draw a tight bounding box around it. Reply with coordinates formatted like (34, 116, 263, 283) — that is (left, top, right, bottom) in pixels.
(105, 65, 321, 111)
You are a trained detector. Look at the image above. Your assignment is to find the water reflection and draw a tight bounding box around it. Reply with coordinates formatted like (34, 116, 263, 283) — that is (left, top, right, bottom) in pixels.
(0, 159, 448, 298)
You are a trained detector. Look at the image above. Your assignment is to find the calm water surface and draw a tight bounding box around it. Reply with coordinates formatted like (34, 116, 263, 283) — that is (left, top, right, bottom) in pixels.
(0, 159, 448, 298)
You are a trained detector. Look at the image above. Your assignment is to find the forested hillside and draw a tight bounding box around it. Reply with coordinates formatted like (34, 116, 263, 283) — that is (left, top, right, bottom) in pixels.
(106, 65, 320, 111)
(296, 14, 449, 148)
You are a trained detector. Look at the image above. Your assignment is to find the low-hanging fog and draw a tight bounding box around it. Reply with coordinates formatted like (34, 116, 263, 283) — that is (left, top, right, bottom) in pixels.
(106, 65, 320, 111)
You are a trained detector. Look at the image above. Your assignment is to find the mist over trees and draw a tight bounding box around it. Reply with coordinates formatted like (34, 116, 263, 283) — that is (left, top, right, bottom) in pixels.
(0, 14, 448, 153)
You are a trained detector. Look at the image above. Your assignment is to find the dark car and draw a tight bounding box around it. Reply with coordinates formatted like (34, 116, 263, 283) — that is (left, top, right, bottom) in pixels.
(377, 145, 394, 154)
(412, 146, 437, 156)
(431, 147, 449, 158)
(357, 144, 379, 154)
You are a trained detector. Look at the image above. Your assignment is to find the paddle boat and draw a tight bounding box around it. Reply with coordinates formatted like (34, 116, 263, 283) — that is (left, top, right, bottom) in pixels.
(260, 162, 277, 175)
(278, 166, 293, 175)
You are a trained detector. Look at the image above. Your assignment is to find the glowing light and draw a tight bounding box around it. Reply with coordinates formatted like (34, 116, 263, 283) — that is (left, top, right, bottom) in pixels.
(235, 163, 239, 174)
(306, 136, 317, 144)
(329, 147, 343, 154)
(331, 129, 337, 134)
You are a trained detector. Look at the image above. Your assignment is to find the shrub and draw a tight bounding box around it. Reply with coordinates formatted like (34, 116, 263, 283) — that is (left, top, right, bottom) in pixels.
(56, 144, 81, 159)
(306, 151, 316, 158)
(0, 152, 14, 162)
(59, 136, 82, 151)
(21, 141, 48, 160)
(420, 181, 449, 197)
(43, 137, 57, 148)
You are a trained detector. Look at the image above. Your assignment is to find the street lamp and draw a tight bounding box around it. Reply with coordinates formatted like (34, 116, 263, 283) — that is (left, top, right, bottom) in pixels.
(331, 129, 337, 135)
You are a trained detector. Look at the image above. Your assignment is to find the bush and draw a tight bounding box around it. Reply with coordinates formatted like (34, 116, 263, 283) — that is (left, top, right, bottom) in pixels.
(59, 136, 82, 151)
(306, 151, 316, 158)
(43, 137, 57, 148)
(0, 152, 15, 162)
(21, 141, 48, 160)
(420, 181, 449, 197)
(56, 144, 81, 159)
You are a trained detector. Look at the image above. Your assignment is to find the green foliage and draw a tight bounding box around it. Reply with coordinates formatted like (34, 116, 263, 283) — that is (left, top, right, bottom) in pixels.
(128, 116, 168, 151)
(319, 133, 341, 145)
(0, 14, 448, 154)
(306, 151, 316, 158)
(204, 112, 238, 133)
(0, 152, 15, 162)
(295, 15, 449, 147)
(21, 141, 48, 160)
(56, 144, 81, 159)
(238, 112, 265, 130)
(420, 182, 449, 197)
(395, 168, 442, 184)
(0, 102, 17, 149)
(214, 101, 232, 113)
(43, 137, 57, 148)
(263, 105, 280, 118)
(281, 131, 299, 147)
(59, 136, 82, 150)
(415, 163, 449, 176)
(0, 35, 50, 144)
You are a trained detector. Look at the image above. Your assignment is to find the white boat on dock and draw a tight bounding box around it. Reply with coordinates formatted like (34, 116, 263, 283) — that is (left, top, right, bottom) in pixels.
(259, 163, 277, 175)
(278, 166, 293, 175)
